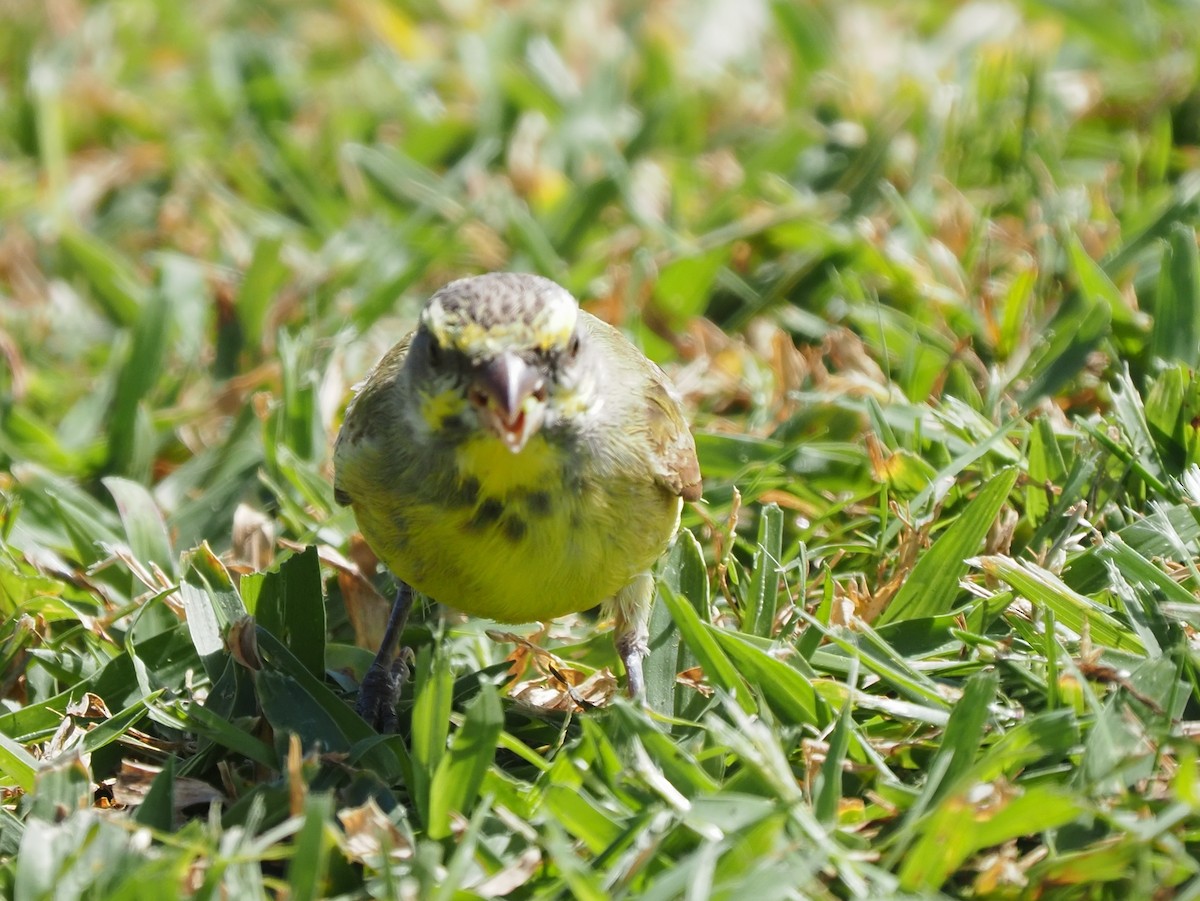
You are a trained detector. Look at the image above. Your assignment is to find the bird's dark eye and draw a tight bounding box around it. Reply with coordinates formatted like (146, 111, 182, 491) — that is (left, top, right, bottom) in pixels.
(567, 333, 581, 359)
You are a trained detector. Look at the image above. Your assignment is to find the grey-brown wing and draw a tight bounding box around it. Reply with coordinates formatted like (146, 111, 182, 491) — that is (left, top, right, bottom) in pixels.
(582, 311, 701, 502)
(333, 333, 413, 506)
(644, 375, 702, 502)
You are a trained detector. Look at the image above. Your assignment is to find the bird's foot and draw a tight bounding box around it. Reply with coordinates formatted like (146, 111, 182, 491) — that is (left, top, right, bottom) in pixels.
(616, 631, 650, 701)
(355, 647, 414, 733)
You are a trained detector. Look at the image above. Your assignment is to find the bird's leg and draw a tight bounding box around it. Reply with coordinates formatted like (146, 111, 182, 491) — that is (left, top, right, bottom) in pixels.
(356, 581, 415, 732)
(612, 572, 654, 700)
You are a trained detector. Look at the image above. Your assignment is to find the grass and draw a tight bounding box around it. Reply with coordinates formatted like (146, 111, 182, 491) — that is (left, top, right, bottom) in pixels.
(3, 0, 1200, 897)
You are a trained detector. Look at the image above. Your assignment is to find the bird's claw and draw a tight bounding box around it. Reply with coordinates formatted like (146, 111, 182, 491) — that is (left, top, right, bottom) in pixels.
(355, 648, 414, 733)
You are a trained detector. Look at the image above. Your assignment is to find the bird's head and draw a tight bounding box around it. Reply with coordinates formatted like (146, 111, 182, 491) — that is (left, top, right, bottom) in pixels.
(408, 273, 594, 453)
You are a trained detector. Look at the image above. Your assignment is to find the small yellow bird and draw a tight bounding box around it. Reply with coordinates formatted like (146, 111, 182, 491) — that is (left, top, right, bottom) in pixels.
(334, 273, 701, 729)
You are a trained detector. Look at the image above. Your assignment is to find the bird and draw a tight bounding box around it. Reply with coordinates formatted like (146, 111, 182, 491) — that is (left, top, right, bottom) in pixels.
(333, 272, 701, 731)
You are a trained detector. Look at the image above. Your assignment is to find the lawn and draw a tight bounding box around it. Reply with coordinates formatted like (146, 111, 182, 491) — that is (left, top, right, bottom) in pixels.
(3, 1, 1200, 898)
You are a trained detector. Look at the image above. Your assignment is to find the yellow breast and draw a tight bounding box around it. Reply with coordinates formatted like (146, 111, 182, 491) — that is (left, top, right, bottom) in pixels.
(454, 432, 560, 498)
(354, 432, 679, 624)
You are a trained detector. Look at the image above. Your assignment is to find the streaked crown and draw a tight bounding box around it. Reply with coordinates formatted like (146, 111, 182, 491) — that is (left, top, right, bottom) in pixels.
(420, 273, 578, 358)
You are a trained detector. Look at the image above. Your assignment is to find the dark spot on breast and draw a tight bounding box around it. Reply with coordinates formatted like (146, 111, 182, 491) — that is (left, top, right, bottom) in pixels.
(334, 487, 352, 506)
(503, 516, 528, 542)
(469, 498, 505, 530)
(524, 491, 552, 517)
(457, 477, 480, 506)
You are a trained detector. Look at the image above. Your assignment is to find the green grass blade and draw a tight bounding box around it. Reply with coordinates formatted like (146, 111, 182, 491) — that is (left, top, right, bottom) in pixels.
(287, 791, 334, 901)
(1016, 290, 1111, 411)
(897, 416, 1023, 531)
(102, 477, 175, 579)
(0, 733, 37, 793)
(409, 644, 455, 829)
(107, 288, 169, 478)
(970, 709, 1081, 783)
(707, 628, 828, 727)
(541, 784, 626, 858)
(179, 545, 247, 678)
(813, 701, 852, 825)
(79, 692, 158, 754)
(132, 755, 175, 832)
(647, 529, 707, 715)
(745, 503, 784, 636)
(1066, 231, 1141, 328)
(159, 696, 279, 769)
(1150, 224, 1200, 367)
(879, 468, 1017, 624)
(975, 556, 1145, 653)
(236, 234, 289, 352)
(660, 586, 755, 715)
(427, 683, 503, 840)
(918, 669, 998, 808)
(58, 229, 146, 326)
(899, 785, 1084, 891)
(241, 546, 326, 679)
(1108, 368, 1171, 493)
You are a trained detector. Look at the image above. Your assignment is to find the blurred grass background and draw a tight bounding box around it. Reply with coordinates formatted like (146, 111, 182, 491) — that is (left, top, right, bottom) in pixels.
(5, 0, 1200, 897)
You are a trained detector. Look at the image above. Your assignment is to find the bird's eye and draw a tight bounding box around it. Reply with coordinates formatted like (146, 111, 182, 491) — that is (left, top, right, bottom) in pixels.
(567, 334, 581, 359)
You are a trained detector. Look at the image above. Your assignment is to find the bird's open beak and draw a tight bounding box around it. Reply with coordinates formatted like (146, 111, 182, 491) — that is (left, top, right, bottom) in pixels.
(468, 353, 547, 453)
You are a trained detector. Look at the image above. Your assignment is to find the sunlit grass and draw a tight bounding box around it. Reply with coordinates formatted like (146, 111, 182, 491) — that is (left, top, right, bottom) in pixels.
(4, 1, 1200, 897)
